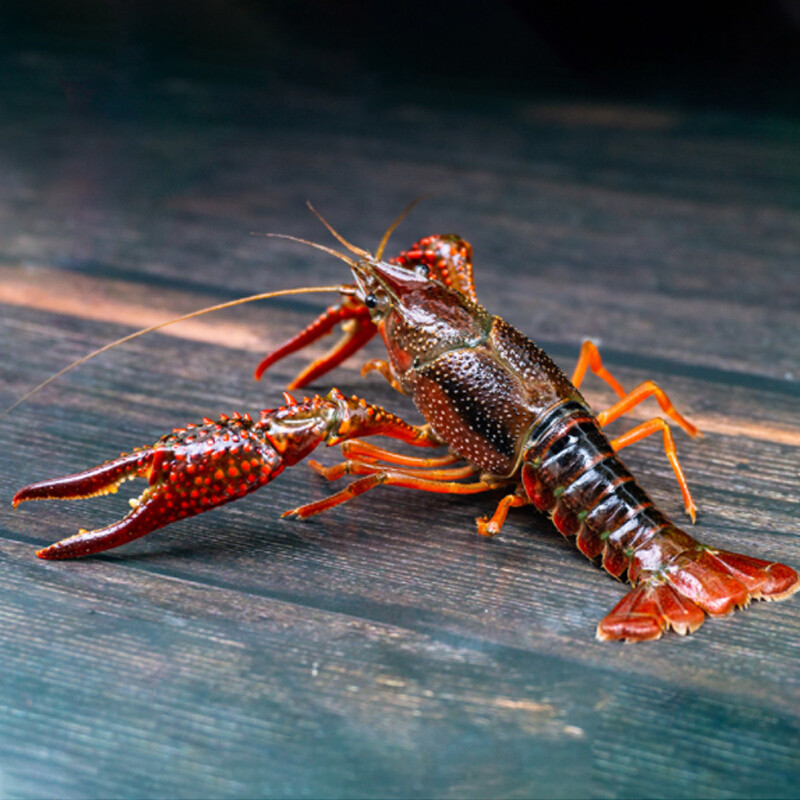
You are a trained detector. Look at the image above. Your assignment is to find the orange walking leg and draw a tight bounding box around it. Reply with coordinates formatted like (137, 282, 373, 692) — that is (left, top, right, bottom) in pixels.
(307, 456, 478, 483)
(361, 359, 405, 393)
(476, 492, 530, 537)
(610, 418, 697, 522)
(596, 380, 701, 439)
(571, 341, 627, 398)
(335, 439, 461, 469)
(282, 465, 502, 520)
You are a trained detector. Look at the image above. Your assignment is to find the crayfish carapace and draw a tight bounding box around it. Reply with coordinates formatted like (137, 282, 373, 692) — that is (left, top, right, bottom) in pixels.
(13, 205, 799, 642)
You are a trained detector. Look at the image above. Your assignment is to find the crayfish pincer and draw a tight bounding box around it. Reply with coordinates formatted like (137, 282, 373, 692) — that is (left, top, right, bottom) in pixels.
(13, 389, 439, 559)
(13, 205, 799, 641)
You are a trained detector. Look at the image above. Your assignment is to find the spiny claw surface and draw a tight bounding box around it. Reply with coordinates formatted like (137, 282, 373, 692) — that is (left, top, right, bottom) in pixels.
(15, 389, 434, 559)
(15, 416, 285, 559)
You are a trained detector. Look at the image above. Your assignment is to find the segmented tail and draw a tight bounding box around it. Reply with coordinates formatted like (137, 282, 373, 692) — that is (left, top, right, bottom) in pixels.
(521, 401, 799, 642)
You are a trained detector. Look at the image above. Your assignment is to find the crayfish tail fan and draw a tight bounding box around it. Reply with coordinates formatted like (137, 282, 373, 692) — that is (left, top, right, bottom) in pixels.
(597, 581, 706, 641)
(597, 545, 799, 642)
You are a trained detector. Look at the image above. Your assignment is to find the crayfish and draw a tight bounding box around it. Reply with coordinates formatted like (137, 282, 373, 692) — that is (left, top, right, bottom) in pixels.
(13, 205, 799, 642)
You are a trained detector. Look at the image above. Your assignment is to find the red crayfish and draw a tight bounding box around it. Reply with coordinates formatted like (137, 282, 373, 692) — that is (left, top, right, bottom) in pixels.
(13, 206, 799, 642)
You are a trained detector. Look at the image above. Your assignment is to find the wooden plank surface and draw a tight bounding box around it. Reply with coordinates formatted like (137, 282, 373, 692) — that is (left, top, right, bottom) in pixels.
(1, 44, 799, 800)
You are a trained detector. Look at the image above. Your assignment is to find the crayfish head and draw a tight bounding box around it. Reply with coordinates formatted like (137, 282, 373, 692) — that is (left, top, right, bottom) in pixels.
(353, 256, 493, 378)
(351, 256, 429, 321)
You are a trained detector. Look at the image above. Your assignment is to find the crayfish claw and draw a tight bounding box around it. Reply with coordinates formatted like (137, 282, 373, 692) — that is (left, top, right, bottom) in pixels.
(254, 294, 376, 388)
(16, 414, 288, 558)
(17, 392, 442, 558)
(13, 448, 163, 559)
(13, 451, 148, 507)
(36, 498, 163, 559)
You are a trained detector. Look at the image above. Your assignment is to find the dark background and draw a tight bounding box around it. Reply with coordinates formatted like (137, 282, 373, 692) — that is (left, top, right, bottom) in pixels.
(3, 1, 800, 116)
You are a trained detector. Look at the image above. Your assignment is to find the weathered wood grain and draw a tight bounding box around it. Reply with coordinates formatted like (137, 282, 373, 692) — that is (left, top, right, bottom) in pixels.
(1, 48, 799, 799)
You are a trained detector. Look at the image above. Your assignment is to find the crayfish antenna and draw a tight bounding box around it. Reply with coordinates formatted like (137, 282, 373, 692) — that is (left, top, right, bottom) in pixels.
(375, 194, 433, 260)
(0, 285, 341, 418)
(305, 201, 372, 260)
(264, 234, 359, 269)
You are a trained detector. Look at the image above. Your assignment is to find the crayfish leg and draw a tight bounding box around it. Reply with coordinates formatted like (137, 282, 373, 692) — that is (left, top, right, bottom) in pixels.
(610, 418, 697, 522)
(361, 359, 405, 393)
(596, 379, 700, 439)
(335, 439, 460, 468)
(282, 460, 495, 520)
(571, 340, 626, 398)
(588, 372, 701, 522)
(476, 491, 530, 537)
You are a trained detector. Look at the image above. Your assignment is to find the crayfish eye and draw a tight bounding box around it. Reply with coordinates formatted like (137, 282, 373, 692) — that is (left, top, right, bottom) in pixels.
(364, 293, 378, 309)
(414, 263, 430, 278)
